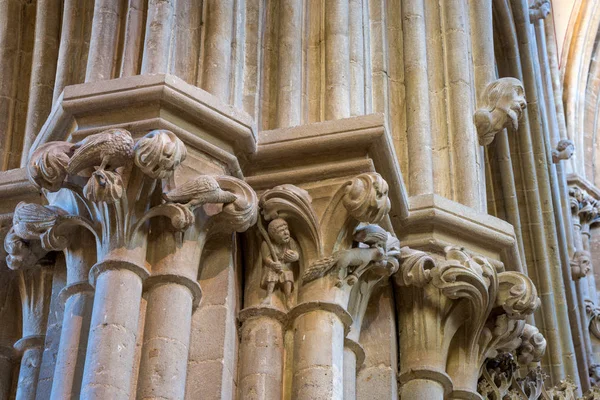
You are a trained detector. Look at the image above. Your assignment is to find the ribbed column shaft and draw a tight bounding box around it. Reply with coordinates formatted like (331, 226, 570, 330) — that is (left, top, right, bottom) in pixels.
(137, 282, 194, 399)
(276, 0, 303, 128)
(201, 0, 234, 101)
(324, 0, 351, 121)
(401, 0, 433, 196)
(85, 0, 123, 82)
(20, 0, 61, 165)
(141, 0, 175, 74)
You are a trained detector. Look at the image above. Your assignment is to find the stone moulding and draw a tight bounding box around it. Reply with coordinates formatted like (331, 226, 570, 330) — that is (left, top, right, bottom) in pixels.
(399, 193, 523, 272)
(245, 113, 409, 223)
(28, 74, 257, 179)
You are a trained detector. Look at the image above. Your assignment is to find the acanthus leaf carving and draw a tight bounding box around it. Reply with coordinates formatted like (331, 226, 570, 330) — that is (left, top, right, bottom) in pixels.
(474, 78, 527, 146)
(394, 246, 435, 287)
(341, 173, 391, 224)
(28, 142, 75, 191)
(133, 129, 187, 179)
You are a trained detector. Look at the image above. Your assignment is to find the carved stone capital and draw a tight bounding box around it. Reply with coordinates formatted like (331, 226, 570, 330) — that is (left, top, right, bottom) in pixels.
(474, 78, 526, 146)
(394, 246, 541, 397)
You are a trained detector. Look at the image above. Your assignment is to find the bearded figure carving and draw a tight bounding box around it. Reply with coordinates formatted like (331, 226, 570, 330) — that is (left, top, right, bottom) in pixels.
(474, 78, 527, 146)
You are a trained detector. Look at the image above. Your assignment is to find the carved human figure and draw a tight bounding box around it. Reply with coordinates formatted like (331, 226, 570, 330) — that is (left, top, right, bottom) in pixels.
(552, 139, 575, 163)
(474, 77, 527, 146)
(261, 218, 299, 309)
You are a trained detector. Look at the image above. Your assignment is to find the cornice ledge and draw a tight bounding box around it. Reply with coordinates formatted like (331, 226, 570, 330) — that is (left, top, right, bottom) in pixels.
(399, 194, 521, 271)
(568, 173, 600, 200)
(245, 114, 409, 225)
(30, 74, 257, 177)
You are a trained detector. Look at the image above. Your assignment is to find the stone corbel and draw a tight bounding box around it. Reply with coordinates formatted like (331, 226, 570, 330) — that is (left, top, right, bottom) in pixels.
(474, 77, 526, 146)
(394, 245, 540, 399)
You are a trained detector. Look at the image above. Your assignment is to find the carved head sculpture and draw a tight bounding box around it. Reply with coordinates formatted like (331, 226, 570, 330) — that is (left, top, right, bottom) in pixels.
(268, 218, 291, 245)
(474, 78, 526, 146)
(517, 324, 547, 364)
(571, 250, 591, 279)
(552, 139, 575, 163)
(529, 0, 551, 22)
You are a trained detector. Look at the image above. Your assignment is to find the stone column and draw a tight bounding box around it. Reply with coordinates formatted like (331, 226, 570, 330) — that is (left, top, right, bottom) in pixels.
(49, 234, 96, 399)
(290, 304, 349, 400)
(238, 308, 286, 399)
(15, 336, 45, 400)
(137, 176, 256, 399)
(49, 283, 93, 399)
(0, 346, 13, 400)
(80, 261, 148, 399)
(85, 0, 124, 82)
(342, 338, 364, 400)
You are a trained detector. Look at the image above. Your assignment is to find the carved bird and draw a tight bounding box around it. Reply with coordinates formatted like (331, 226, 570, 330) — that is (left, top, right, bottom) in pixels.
(163, 176, 238, 208)
(67, 129, 135, 175)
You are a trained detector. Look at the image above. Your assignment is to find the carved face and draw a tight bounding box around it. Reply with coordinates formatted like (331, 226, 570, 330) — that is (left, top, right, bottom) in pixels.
(496, 83, 526, 131)
(269, 219, 290, 245)
(560, 143, 575, 160)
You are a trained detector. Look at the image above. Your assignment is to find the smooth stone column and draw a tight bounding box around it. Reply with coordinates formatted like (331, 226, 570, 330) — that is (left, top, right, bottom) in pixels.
(290, 303, 350, 400)
(401, 378, 446, 399)
(50, 283, 93, 400)
(343, 346, 356, 400)
(80, 261, 148, 399)
(14, 336, 45, 400)
(238, 307, 286, 400)
(136, 277, 200, 400)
